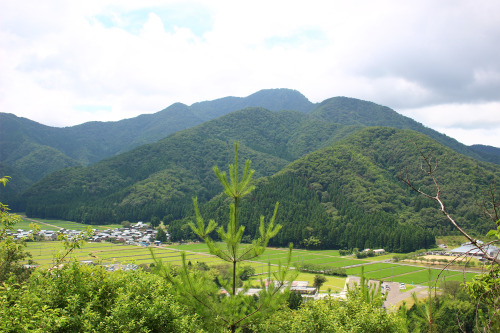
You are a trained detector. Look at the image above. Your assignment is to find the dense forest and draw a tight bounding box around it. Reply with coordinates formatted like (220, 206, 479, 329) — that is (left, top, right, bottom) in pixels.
(0, 89, 313, 187)
(172, 173, 435, 252)
(3, 92, 500, 253)
(18, 121, 500, 251)
(2, 89, 499, 199)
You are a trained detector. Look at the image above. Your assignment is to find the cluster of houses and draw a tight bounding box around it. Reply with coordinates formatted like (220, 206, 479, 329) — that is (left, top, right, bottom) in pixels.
(10, 229, 59, 240)
(9, 221, 169, 247)
(89, 222, 164, 245)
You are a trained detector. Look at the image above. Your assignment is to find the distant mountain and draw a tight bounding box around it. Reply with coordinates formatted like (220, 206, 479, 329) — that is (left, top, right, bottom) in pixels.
(0, 89, 314, 190)
(2, 89, 499, 200)
(309, 97, 490, 162)
(18, 116, 500, 251)
(190, 88, 314, 121)
(17, 107, 338, 222)
(469, 144, 500, 164)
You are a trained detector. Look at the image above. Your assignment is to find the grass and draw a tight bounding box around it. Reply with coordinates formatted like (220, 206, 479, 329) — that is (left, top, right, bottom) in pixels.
(436, 235, 469, 248)
(15, 215, 129, 231)
(248, 272, 346, 292)
(15, 217, 60, 231)
(25, 241, 480, 289)
(362, 253, 395, 261)
(294, 272, 346, 292)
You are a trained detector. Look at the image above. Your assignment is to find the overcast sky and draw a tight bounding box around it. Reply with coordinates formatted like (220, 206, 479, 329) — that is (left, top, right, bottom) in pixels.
(1, 0, 499, 146)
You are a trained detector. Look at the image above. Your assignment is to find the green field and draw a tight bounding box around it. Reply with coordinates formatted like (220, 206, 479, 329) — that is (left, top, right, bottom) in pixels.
(25, 241, 479, 289)
(16, 216, 125, 231)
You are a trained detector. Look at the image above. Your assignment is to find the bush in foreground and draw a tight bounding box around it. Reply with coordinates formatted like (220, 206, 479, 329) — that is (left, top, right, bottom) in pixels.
(0, 262, 203, 333)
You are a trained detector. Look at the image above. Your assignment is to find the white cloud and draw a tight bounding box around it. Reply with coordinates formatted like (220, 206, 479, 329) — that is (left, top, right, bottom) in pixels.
(1, 0, 499, 146)
(399, 102, 500, 145)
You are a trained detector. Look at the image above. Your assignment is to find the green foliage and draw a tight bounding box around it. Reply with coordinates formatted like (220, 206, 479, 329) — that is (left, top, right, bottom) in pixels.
(356, 249, 375, 259)
(464, 266, 500, 331)
(154, 143, 296, 332)
(348, 266, 386, 308)
(150, 216, 160, 227)
(339, 249, 353, 256)
(286, 291, 303, 310)
(239, 265, 255, 281)
(0, 262, 203, 332)
(156, 227, 168, 242)
(297, 263, 347, 277)
(405, 279, 491, 333)
(253, 293, 407, 332)
(0, 177, 34, 283)
(313, 274, 327, 292)
(302, 235, 322, 249)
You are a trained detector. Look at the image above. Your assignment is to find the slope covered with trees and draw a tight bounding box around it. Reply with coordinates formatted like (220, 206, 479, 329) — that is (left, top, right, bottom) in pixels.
(19, 108, 500, 251)
(309, 97, 492, 162)
(174, 127, 499, 252)
(8, 95, 500, 252)
(3, 90, 499, 196)
(0, 89, 313, 188)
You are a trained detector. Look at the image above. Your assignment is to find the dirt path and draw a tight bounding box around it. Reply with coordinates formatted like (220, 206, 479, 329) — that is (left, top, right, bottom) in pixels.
(21, 215, 62, 230)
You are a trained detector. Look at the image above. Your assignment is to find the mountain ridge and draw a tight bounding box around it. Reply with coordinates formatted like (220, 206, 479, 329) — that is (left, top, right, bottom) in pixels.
(2, 89, 499, 202)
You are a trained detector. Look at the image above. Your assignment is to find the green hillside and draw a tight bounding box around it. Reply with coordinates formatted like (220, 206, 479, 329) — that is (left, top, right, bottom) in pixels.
(171, 127, 500, 251)
(17, 109, 500, 252)
(469, 144, 500, 164)
(310, 97, 489, 161)
(0, 89, 313, 191)
(19, 108, 307, 223)
(2, 90, 499, 201)
(17, 106, 360, 223)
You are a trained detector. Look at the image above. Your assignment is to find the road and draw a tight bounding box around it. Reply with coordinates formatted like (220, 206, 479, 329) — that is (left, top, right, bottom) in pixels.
(346, 276, 428, 309)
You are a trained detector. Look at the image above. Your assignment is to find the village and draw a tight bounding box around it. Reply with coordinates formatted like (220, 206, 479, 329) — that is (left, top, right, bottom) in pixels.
(10, 221, 168, 247)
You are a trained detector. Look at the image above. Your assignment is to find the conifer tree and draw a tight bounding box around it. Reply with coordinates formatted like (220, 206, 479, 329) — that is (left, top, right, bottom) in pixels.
(153, 143, 296, 332)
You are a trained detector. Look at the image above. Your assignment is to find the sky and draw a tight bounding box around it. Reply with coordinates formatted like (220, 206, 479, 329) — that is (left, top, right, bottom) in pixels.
(1, 0, 499, 146)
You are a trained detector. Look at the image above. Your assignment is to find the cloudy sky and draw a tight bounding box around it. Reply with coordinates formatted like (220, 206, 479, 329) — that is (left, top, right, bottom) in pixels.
(1, 0, 499, 146)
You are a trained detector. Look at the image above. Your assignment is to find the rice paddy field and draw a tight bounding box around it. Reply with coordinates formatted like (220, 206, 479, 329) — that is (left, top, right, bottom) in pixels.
(25, 240, 479, 290)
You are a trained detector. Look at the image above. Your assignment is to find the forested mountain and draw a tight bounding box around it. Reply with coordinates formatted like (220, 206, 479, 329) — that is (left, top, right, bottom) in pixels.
(170, 127, 500, 251)
(309, 97, 492, 162)
(0, 163, 32, 203)
(2, 89, 499, 200)
(190, 88, 314, 121)
(0, 89, 313, 189)
(17, 107, 345, 223)
(16, 102, 500, 251)
(469, 144, 500, 164)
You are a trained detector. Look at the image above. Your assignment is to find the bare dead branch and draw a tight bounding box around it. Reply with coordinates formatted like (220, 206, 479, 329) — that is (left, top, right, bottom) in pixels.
(399, 145, 500, 266)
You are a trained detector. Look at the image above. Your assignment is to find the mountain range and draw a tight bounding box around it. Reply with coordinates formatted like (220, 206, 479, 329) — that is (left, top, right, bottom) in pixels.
(2, 88, 500, 251)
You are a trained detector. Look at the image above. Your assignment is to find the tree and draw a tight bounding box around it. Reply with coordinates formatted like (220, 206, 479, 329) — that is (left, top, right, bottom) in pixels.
(313, 274, 327, 293)
(152, 143, 296, 332)
(156, 227, 168, 243)
(405, 270, 445, 333)
(401, 147, 500, 331)
(302, 235, 322, 249)
(287, 291, 303, 310)
(0, 262, 203, 332)
(253, 293, 407, 332)
(0, 176, 34, 283)
(150, 216, 160, 228)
